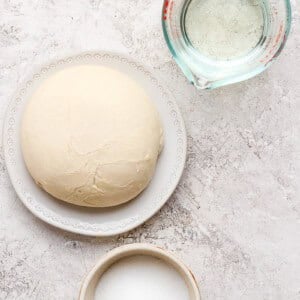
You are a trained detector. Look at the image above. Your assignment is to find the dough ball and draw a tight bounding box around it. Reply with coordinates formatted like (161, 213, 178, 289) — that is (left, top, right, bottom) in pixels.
(21, 65, 163, 207)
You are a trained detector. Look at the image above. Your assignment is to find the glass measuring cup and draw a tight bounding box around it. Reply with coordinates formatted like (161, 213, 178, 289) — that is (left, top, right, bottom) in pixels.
(162, 0, 291, 89)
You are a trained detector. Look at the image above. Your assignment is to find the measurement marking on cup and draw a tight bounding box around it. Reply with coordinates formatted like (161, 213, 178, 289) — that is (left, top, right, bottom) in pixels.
(163, 0, 170, 20)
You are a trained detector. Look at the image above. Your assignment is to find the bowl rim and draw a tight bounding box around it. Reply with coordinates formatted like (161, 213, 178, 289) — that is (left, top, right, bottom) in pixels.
(79, 243, 201, 300)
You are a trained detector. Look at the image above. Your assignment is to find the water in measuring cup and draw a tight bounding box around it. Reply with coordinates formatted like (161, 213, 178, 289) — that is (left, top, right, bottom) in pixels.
(185, 0, 265, 60)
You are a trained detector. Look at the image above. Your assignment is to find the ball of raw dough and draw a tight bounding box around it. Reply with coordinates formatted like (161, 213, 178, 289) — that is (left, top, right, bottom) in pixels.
(21, 65, 163, 207)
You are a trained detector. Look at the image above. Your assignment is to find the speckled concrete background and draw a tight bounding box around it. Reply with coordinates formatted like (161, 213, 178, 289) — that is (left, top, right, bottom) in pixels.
(0, 1, 299, 299)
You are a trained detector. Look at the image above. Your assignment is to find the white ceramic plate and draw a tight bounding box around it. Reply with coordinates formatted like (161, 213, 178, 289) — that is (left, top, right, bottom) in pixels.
(3, 51, 186, 236)
(79, 244, 201, 300)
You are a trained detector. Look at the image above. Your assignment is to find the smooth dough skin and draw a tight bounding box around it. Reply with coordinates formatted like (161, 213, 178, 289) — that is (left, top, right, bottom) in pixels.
(21, 65, 163, 207)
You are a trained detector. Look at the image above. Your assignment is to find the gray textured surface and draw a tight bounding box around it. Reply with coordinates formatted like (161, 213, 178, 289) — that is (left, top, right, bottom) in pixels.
(0, 1, 299, 299)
